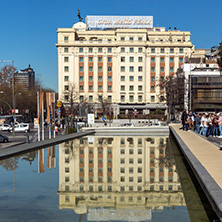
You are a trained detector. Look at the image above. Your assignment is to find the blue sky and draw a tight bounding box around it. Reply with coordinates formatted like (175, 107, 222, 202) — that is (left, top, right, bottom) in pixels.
(0, 0, 221, 92)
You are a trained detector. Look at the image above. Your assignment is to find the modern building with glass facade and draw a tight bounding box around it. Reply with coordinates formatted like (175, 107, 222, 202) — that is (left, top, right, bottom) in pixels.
(56, 15, 201, 115)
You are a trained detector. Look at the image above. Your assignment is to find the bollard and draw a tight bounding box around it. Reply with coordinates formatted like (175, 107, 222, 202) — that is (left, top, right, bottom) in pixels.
(26, 135, 30, 143)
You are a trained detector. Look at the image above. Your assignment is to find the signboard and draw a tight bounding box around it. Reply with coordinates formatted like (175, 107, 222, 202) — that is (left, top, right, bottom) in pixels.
(88, 114, 95, 124)
(86, 16, 153, 29)
(57, 101, 63, 108)
(34, 118, 39, 128)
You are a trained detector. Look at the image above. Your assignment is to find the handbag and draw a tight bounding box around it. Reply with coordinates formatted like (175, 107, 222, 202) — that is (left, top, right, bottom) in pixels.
(185, 120, 188, 124)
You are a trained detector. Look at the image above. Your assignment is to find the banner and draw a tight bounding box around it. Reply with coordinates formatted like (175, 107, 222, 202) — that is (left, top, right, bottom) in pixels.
(38, 92, 44, 124)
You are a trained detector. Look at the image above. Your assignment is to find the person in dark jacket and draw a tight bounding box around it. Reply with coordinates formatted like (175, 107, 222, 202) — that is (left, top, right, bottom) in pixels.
(181, 109, 189, 131)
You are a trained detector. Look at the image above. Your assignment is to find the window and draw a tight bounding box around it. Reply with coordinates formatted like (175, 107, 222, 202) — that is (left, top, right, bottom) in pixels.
(79, 66, 83, 72)
(79, 57, 83, 62)
(160, 67, 165, 72)
(151, 86, 155, 91)
(108, 57, 112, 62)
(138, 76, 143, 81)
(64, 76, 69, 81)
(79, 96, 84, 102)
(79, 48, 83, 53)
(98, 66, 102, 72)
(121, 95, 125, 102)
(129, 76, 134, 81)
(138, 167, 142, 173)
(108, 66, 112, 72)
(64, 85, 69, 91)
(129, 57, 134, 62)
(129, 158, 134, 164)
(108, 76, 112, 81)
(138, 48, 142, 52)
(129, 177, 134, 182)
(64, 36, 68, 42)
(89, 76, 93, 81)
(170, 67, 174, 72)
(151, 48, 155, 53)
(138, 57, 143, 62)
(89, 95, 93, 101)
(121, 76, 125, 81)
(130, 48, 134, 53)
(64, 57, 69, 62)
(98, 85, 102, 91)
(138, 66, 143, 72)
(179, 57, 183, 63)
(129, 66, 134, 72)
(108, 95, 112, 101)
(120, 168, 125, 173)
(138, 177, 142, 183)
(65, 95, 69, 101)
(108, 85, 112, 91)
(120, 158, 125, 164)
(138, 95, 142, 102)
(121, 57, 125, 62)
(129, 85, 134, 91)
(179, 48, 183, 53)
(89, 48, 93, 53)
(64, 66, 69, 72)
(129, 149, 133, 154)
(170, 57, 174, 63)
(88, 57, 93, 63)
(65, 167, 69, 173)
(151, 76, 155, 82)
(160, 57, 165, 62)
(121, 66, 125, 72)
(89, 66, 93, 72)
(129, 37, 134, 41)
(121, 37, 125, 41)
(138, 86, 142, 91)
(151, 96, 155, 101)
(79, 85, 84, 91)
(108, 48, 112, 53)
(170, 48, 174, 53)
(121, 47, 125, 52)
(98, 76, 103, 81)
(138, 37, 142, 41)
(161, 48, 164, 53)
(121, 85, 125, 91)
(151, 67, 155, 72)
(129, 95, 134, 102)
(129, 168, 133, 173)
(79, 76, 83, 81)
(98, 57, 103, 62)
(138, 158, 142, 164)
(98, 48, 102, 53)
(64, 48, 68, 53)
(151, 57, 155, 62)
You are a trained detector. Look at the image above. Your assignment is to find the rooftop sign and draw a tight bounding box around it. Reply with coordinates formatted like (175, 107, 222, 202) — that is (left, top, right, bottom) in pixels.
(86, 16, 153, 29)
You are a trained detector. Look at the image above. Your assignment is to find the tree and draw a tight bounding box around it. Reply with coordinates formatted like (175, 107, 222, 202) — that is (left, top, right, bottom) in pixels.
(98, 94, 111, 118)
(0, 65, 16, 86)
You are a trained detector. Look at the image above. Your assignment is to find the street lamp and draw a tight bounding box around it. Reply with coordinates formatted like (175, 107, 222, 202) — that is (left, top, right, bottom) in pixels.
(14, 93, 22, 111)
(189, 52, 194, 111)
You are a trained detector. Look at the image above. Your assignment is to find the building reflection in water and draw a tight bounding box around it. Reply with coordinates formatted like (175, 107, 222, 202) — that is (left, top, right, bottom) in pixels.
(57, 136, 185, 221)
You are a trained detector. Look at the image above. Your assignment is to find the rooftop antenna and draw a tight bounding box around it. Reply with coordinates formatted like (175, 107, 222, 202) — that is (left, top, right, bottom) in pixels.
(77, 9, 83, 22)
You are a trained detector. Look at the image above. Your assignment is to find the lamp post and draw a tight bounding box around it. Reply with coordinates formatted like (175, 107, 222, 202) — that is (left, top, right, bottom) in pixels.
(14, 93, 22, 113)
(189, 52, 194, 111)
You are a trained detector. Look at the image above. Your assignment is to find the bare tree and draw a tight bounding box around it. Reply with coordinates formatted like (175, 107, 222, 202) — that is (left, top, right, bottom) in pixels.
(98, 94, 111, 118)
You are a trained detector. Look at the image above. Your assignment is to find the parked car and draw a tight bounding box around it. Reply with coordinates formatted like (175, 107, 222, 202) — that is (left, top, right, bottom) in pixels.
(119, 123, 135, 127)
(0, 134, 9, 143)
(9, 123, 30, 133)
(1, 124, 11, 131)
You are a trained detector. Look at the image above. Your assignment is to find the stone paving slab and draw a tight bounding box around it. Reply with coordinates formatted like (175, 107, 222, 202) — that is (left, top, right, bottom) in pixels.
(170, 124, 222, 220)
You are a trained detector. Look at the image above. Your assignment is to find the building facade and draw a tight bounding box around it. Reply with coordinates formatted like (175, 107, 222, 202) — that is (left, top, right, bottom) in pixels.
(14, 64, 35, 90)
(57, 16, 195, 115)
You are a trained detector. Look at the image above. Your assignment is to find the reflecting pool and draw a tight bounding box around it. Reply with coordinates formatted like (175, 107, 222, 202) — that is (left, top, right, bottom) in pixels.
(0, 135, 218, 222)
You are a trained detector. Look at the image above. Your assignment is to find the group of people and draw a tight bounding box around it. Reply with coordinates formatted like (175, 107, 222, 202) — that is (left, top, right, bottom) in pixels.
(181, 109, 222, 137)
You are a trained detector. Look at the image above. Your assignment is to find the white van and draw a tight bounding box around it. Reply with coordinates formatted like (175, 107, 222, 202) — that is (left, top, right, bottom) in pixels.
(9, 123, 30, 133)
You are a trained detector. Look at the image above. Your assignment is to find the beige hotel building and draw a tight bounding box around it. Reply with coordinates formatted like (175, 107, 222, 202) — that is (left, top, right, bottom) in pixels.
(56, 15, 197, 115)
